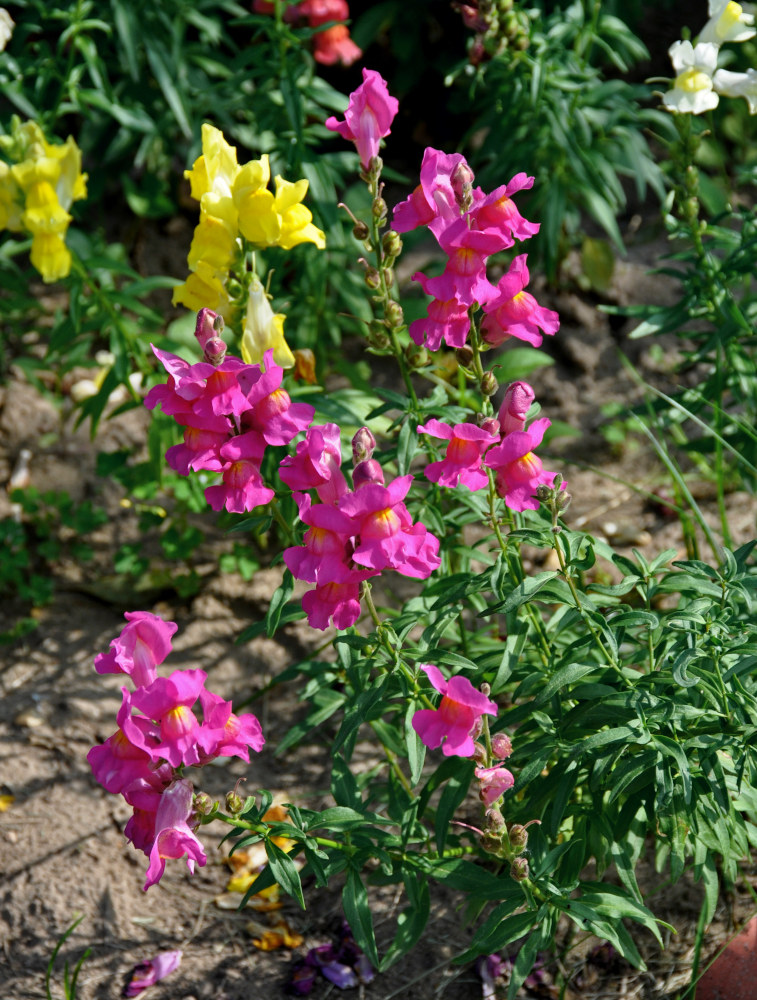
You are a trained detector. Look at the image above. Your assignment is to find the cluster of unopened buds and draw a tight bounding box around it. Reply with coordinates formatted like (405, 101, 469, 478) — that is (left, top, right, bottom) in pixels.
(453, 0, 530, 65)
(87, 611, 264, 890)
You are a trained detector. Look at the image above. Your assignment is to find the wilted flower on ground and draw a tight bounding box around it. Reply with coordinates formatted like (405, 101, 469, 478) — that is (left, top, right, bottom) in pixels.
(412, 664, 497, 757)
(663, 41, 720, 114)
(325, 68, 399, 170)
(123, 949, 182, 997)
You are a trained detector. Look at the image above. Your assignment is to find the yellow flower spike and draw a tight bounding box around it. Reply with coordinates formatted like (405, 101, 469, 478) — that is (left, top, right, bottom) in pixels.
(172, 259, 232, 317)
(272, 175, 326, 250)
(241, 274, 295, 368)
(187, 213, 238, 272)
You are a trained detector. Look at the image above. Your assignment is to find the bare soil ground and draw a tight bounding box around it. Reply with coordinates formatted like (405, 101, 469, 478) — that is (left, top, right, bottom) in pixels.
(1, 214, 757, 1000)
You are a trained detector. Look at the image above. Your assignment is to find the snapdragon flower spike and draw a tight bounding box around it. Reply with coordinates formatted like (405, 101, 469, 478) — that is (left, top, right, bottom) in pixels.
(418, 419, 499, 490)
(325, 68, 399, 170)
(122, 668, 208, 768)
(498, 381, 535, 435)
(412, 664, 497, 757)
(239, 349, 315, 446)
(204, 431, 274, 513)
(392, 147, 476, 237)
(94, 611, 178, 689)
(144, 779, 206, 890)
(468, 174, 540, 243)
(485, 417, 561, 512)
(481, 255, 560, 348)
(409, 271, 471, 351)
(278, 422, 348, 504)
(475, 764, 515, 807)
(196, 689, 265, 762)
(339, 474, 441, 579)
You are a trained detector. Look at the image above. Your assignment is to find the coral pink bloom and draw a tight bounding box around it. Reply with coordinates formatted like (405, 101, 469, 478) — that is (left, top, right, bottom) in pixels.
(485, 417, 560, 512)
(412, 664, 497, 757)
(418, 419, 499, 490)
(124, 669, 208, 768)
(144, 779, 206, 890)
(94, 611, 178, 689)
(475, 764, 515, 806)
(205, 431, 274, 514)
(498, 381, 534, 435)
(166, 414, 230, 475)
(409, 271, 471, 351)
(196, 689, 265, 762)
(339, 475, 441, 578)
(481, 255, 560, 348)
(393, 148, 475, 236)
(325, 68, 399, 170)
(314, 25, 362, 65)
(191, 357, 250, 419)
(239, 350, 314, 446)
(278, 422, 347, 504)
(301, 575, 367, 631)
(469, 173, 540, 243)
(144, 346, 214, 411)
(284, 501, 359, 585)
(124, 949, 183, 997)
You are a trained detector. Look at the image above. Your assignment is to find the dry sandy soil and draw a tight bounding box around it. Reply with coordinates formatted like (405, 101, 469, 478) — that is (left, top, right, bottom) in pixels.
(1, 214, 757, 1000)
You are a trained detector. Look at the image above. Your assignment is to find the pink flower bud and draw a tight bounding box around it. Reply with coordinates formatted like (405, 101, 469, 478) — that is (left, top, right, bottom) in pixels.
(352, 426, 376, 464)
(498, 381, 534, 435)
(491, 733, 513, 760)
(203, 336, 227, 366)
(352, 458, 384, 489)
(479, 416, 500, 437)
(195, 308, 222, 352)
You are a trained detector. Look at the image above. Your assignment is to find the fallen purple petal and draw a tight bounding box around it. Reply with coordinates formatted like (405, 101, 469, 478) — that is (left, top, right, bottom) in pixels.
(123, 949, 182, 997)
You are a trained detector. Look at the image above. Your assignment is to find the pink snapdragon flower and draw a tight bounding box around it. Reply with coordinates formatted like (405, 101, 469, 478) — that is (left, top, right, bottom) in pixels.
(87, 727, 155, 796)
(418, 419, 499, 490)
(475, 764, 515, 807)
(239, 350, 315, 446)
(165, 414, 229, 475)
(325, 68, 399, 170)
(498, 381, 534, 435)
(94, 612, 178, 689)
(408, 272, 471, 351)
(196, 689, 265, 762)
(301, 576, 366, 631)
(204, 431, 275, 513)
(481, 255, 560, 348)
(432, 216, 501, 306)
(121, 669, 208, 768)
(412, 664, 497, 757)
(124, 949, 183, 997)
(393, 148, 477, 237)
(283, 498, 361, 585)
(485, 417, 560, 512)
(278, 422, 348, 503)
(469, 174, 540, 243)
(339, 475, 441, 578)
(144, 779, 206, 890)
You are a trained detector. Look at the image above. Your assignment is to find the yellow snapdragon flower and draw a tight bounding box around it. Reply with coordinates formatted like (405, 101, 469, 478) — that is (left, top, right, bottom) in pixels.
(0, 119, 87, 282)
(241, 274, 295, 369)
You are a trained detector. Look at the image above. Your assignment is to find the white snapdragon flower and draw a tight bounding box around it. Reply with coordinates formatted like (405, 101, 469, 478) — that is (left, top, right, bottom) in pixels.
(0, 8, 14, 51)
(699, 1, 756, 44)
(714, 67, 757, 111)
(663, 41, 721, 114)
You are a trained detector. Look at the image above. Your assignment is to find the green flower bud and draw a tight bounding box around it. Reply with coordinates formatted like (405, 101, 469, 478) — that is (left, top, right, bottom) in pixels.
(364, 267, 381, 290)
(405, 342, 429, 368)
(507, 823, 528, 853)
(456, 346, 474, 367)
(480, 371, 498, 396)
(194, 791, 213, 816)
(225, 790, 244, 815)
(372, 196, 388, 222)
(510, 856, 530, 881)
(353, 220, 370, 241)
(384, 300, 404, 329)
(382, 230, 403, 259)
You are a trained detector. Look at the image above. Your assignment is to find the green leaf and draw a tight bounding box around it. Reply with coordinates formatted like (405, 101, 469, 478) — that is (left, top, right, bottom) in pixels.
(265, 839, 304, 908)
(343, 867, 379, 967)
(405, 701, 426, 786)
(265, 570, 294, 637)
(480, 571, 559, 616)
(144, 40, 192, 137)
(380, 874, 430, 970)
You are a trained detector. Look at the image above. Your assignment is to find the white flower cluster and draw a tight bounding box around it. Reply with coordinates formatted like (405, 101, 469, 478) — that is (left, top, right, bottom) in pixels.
(664, 2, 757, 115)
